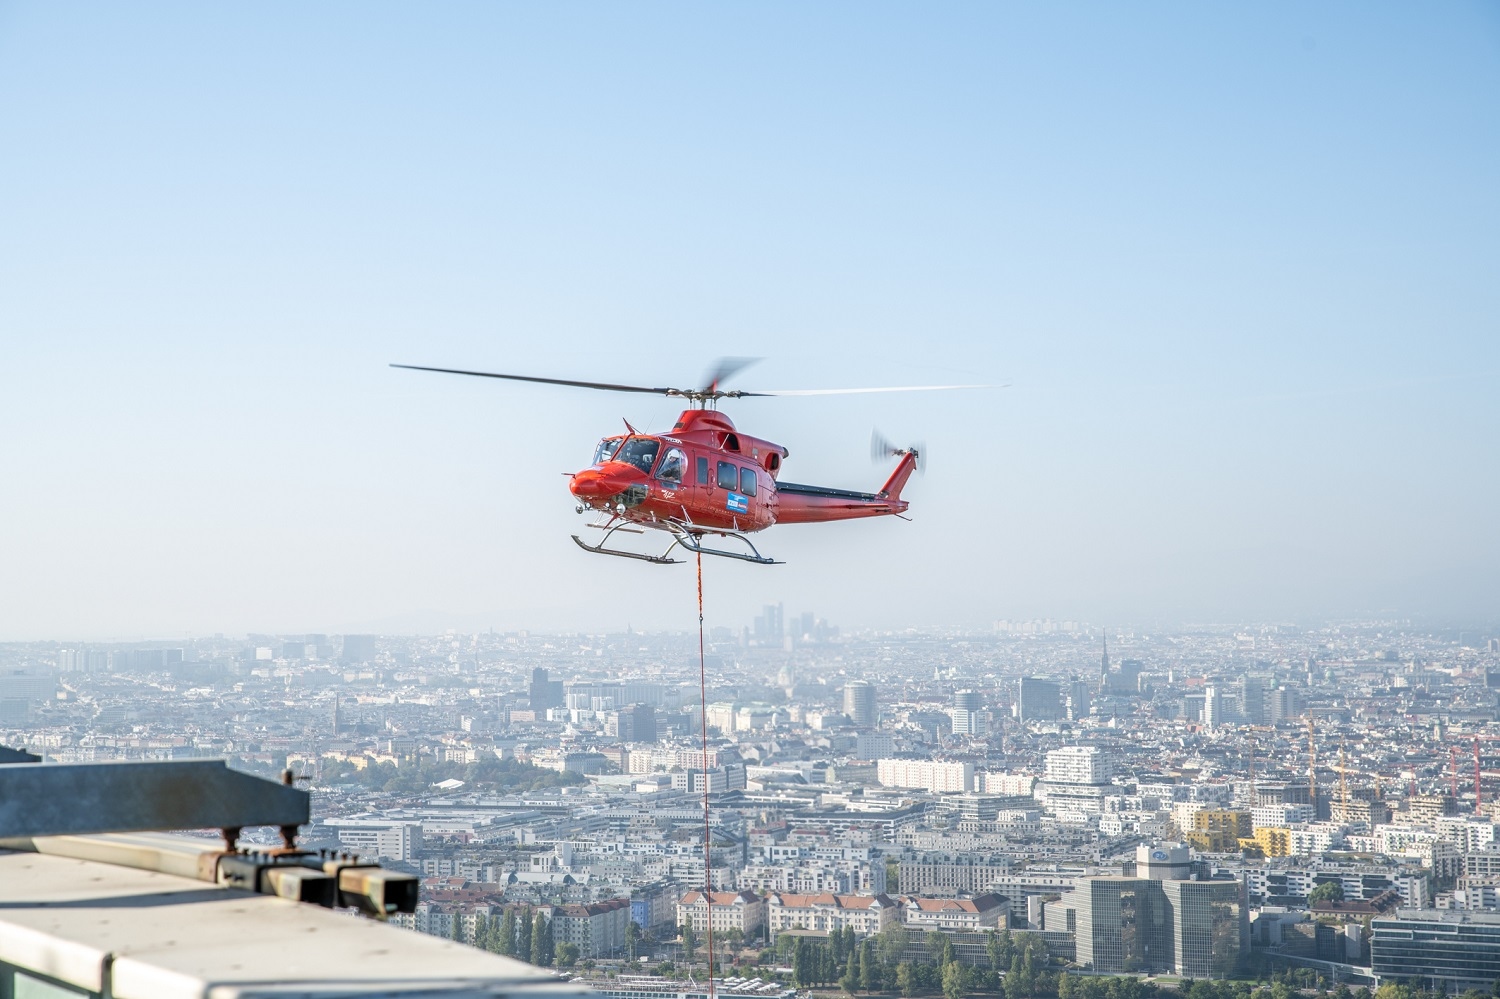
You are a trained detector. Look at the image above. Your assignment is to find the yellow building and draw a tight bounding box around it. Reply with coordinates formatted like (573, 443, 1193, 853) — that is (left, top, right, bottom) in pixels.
(1247, 827, 1291, 857)
(1188, 810, 1253, 852)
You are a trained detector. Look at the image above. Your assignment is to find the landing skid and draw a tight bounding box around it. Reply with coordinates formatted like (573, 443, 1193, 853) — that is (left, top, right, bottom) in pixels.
(673, 529, 782, 566)
(570, 519, 781, 566)
(571, 533, 683, 565)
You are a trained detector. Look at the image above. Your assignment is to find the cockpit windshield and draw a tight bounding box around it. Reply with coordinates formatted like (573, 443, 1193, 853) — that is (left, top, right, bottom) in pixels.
(593, 438, 623, 465)
(616, 437, 660, 474)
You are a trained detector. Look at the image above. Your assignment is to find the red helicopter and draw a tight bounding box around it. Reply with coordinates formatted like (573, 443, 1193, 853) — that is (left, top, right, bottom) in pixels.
(392, 359, 994, 565)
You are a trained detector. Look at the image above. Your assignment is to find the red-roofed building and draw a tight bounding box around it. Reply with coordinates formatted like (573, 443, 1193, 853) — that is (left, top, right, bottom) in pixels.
(899, 894, 1009, 932)
(766, 892, 899, 938)
(677, 890, 767, 938)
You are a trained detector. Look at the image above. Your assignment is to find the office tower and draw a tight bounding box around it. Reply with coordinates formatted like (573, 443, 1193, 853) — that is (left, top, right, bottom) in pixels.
(529, 668, 564, 712)
(1099, 634, 1110, 690)
(341, 635, 378, 663)
(1204, 686, 1223, 728)
(753, 604, 784, 646)
(1269, 686, 1300, 724)
(843, 680, 876, 728)
(617, 703, 657, 743)
(950, 689, 986, 736)
(1016, 677, 1061, 722)
(1114, 659, 1144, 695)
(1240, 676, 1265, 725)
(1067, 680, 1092, 720)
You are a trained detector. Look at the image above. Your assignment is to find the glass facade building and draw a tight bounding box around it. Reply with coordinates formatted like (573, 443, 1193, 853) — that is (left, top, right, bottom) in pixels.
(1371, 910, 1500, 991)
(1067, 875, 1244, 977)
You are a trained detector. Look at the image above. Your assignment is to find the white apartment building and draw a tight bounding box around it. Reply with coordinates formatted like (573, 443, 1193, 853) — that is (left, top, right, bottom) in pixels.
(677, 890, 767, 939)
(978, 772, 1037, 796)
(552, 898, 631, 958)
(1253, 804, 1315, 829)
(328, 820, 422, 862)
(899, 894, 1009, 932)
(766, 893, 899, 938)
(1044, 746, 1112, 785)
(877, 759, 973, 794)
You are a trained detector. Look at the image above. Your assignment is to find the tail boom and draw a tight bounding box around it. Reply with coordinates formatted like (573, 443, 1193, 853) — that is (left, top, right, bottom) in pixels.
(773, 451, 917, 525)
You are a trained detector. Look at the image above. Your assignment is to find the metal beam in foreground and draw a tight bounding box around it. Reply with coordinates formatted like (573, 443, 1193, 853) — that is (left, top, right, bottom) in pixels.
(0, 760, 309, 839)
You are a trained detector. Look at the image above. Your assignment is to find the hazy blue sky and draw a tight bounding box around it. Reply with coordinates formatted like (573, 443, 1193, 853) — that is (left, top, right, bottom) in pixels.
(2, 3, 1497, 640)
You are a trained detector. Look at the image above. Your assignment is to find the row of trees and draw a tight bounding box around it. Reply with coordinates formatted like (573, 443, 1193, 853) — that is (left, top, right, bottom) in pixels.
(470, 907, 578, 968)
(319, 755, 588, 795)
(766, 923, 1051, 999)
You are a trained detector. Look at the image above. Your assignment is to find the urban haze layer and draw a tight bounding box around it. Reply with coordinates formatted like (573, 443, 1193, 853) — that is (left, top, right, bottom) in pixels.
(5, 615, 1500, 994)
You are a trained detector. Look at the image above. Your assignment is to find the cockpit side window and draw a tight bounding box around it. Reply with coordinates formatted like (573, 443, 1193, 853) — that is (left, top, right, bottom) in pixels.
(594, 438, 623, 465)
(617, 437, 660, 474)
(657, 447, 687, 484)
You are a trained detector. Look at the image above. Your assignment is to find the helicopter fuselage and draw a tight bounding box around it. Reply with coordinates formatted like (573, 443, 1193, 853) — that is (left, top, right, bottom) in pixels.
(568, 409, 915, 535)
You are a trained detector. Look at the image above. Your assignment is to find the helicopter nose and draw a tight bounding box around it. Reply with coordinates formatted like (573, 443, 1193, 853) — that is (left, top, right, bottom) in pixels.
(569, 463, 640, 499)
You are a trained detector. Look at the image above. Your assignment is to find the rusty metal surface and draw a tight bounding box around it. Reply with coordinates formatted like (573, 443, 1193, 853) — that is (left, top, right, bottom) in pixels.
(0, 760, 309, 839)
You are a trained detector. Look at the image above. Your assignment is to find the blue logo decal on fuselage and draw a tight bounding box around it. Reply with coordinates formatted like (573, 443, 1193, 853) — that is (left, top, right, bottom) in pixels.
(726, 492, 749, 514)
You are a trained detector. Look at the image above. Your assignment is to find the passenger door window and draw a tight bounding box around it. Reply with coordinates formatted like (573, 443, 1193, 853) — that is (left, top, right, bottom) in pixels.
(739, 467, 757, 497)
(716, 461, 738, 490)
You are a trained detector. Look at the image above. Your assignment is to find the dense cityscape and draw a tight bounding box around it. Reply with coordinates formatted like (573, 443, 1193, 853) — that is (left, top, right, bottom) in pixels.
(5, 613, 1500, 995)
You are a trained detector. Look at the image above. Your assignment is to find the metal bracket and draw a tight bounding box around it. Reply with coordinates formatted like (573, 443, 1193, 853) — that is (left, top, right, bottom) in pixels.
(0, 760, 310, 840)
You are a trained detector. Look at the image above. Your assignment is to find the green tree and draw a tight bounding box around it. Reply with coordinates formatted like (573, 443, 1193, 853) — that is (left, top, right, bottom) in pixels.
(943, 961, 970, 999)
(681, 922, 699, 964)
(1309, 881, 1345, 904)
(840, 947, 860, 994)
(897, 961, 917, 998)
(517, 905, 533, 961)
(450, 914, 464, 943)
(473, 914, 489, 951)
(877, 923, 910, 967)
(556, 942, 580, 968)
(531, 911, 554, 966)
(1059, 972, 1075, 999)
(626, 920, 641, 961)
(860, 939, 878, 992)
(498, 908, 518, 957)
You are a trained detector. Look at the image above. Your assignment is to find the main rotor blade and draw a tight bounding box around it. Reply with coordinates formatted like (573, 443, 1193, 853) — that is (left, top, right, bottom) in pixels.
(750, 383, 1006, 396)
(702, 356, 761, 394)
(390, 364, 675, 396)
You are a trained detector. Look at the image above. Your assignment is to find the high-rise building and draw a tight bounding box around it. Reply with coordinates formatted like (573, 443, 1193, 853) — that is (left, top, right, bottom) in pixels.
(1045, 746, 1112, 785)
(1240, 676, 1266, 725)
(1051, 846, 1244, 978)
(1203, 686, 1224, 728)
(529, 668, 564, 712)
(950, 690, 986, 736)
(844, 680, 876, 728)
(1016, 677, 1061, 722)
(1269, 686, 1301, 724)
(753, 604, 784, 646)
(340, 634, 378, 663)
(1066, 680, 1092, 721)
(617, 703, 657, 743)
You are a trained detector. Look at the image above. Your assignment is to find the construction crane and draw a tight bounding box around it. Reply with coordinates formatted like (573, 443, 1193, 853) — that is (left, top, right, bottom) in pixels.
(1307, 718, 1318, 815)
(1340, 740, 1349, 816)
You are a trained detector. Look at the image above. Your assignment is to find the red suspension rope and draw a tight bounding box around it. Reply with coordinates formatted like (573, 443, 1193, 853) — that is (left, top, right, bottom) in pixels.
(696, 550, 716, 998)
